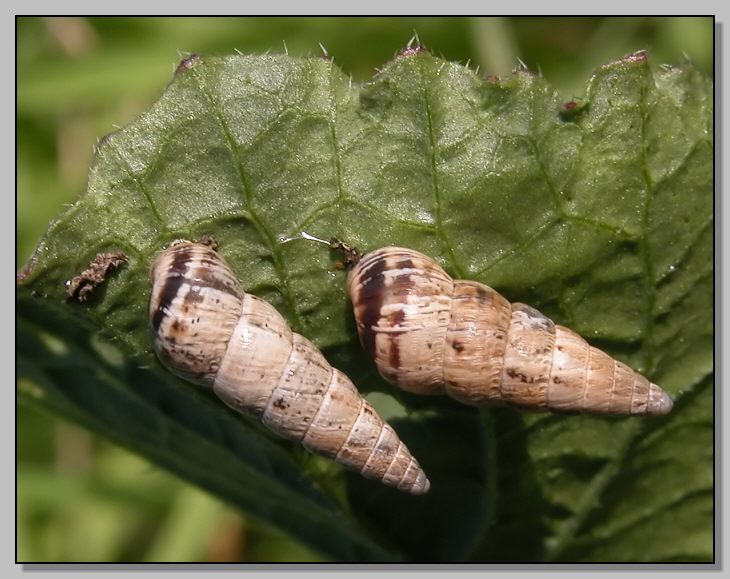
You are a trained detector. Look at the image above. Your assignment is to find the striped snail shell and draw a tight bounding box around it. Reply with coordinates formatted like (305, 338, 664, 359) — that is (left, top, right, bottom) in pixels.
(345, 247, 673, 416)
(149, 240, 430, 495)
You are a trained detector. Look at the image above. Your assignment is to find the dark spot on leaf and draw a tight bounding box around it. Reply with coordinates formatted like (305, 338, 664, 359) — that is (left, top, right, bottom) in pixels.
(559, 98, 588, 121)
(175, 53, 200, 76)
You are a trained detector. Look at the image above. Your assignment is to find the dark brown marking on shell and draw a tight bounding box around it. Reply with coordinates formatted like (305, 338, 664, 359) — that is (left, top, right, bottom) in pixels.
(199, 257, 223, 269)
(190, 252, 241, 299)
(452, 340, 465, 353)
(167, 246, 192, 275)
(387, 308, 406, 372)
(184, 286, 206, 305)
(356, 255, 388, 357)
(273, 397, 289, 410)
(513, 303, 555, 332)
(391, 272, 416, 299)
(152, 246, 192, 333)
(474, 284, 493, 305)
(506, 368, 534, 384)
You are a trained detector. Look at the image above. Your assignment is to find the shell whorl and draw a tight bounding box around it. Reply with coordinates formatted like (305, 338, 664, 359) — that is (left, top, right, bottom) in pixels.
(346, 246, 673, 416)
(150, 241, 430, 494)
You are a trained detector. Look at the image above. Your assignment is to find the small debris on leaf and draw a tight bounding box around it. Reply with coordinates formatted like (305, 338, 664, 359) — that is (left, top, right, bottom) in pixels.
(196, 234, 219, 250)
(399, 45, 428, 58)
(175, 53, 200, 76)
(623, 50, 648, 63)
(66, 251, 128, 302)
(603, 50, 648, 69)
(93, 128, 120, 155)
(560, 98, 588, 120)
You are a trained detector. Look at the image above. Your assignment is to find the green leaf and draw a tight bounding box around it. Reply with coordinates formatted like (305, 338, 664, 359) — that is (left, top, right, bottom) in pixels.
(18, 293, 388, 561)
(18, 49, 712, 562)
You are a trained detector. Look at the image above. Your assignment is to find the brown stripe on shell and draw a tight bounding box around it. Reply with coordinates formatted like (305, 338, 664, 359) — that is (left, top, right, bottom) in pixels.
(189, 250, 242, 301)
(383, 265, 418, 376)
(352, 252, 389, 358)
(387, 307, 406, 375)
(151, 245, 193, 333)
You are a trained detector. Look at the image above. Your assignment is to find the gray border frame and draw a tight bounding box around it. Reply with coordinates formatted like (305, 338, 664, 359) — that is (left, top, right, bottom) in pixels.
(10, 8, 724, 576)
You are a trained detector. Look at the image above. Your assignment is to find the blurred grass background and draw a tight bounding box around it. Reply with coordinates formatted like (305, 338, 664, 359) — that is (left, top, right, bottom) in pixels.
(16, 16, 713, 562)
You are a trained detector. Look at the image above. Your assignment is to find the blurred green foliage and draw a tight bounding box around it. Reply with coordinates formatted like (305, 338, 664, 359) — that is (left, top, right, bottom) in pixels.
(17, 16, 713, 562)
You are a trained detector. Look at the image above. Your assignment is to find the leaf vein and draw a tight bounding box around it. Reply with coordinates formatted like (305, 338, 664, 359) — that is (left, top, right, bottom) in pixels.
(105, 140, 165, 228)
(419, 58, 465, 278)
(188, 67, 304, 331)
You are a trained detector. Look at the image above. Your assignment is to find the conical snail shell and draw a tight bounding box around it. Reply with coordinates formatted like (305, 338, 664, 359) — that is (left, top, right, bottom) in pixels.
(150, 241, 430, 495)
(346, 247, 673, 416)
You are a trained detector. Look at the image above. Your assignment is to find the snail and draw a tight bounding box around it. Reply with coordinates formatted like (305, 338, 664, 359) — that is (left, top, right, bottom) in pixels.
(303, 234, 673, 416)
(149, 240, 430, 495)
